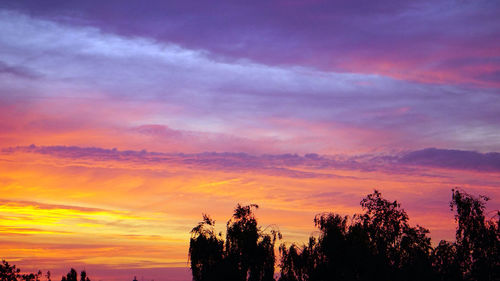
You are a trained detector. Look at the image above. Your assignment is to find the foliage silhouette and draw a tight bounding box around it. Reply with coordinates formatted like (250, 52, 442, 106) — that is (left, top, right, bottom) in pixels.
(60, 269, 90, 281)
(0, 260, 48, 281)
(189, 214, 225, 281)
(0, 260, 22, 281)
(432, 240, 461, 281)
(79, 270, 89, 281)
(0, 188, 497, 281)
(278, 190, 434, 281)
(277, 189, 498, 281)
(189, 204, 281, 281)
(447, 189, 499, 281)
(0, 262, 90, 281)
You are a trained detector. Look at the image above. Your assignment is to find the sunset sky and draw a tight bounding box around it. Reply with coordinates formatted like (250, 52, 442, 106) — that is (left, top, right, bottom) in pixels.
(0, 1, 499, 280)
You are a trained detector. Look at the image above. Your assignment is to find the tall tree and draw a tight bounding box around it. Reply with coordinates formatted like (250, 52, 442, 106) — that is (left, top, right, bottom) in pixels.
(79, 271, 89, 281)
(449, 189, 499, 281)
(189, 214, 225, 281)
(60, 269, 90, 281)
(189, 204, 280, 281)
(61, 269, 77, 281)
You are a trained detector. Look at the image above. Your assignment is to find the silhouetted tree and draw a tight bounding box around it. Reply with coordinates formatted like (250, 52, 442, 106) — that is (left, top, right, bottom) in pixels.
(279, 237, 318, 281)
(20, 270, 42, 281)
(449, 189, 499, 281)
(189, 214, 225, 281)
(61, 269, 89, 281)
(278, 189, 500, 281)
(432, 240, 461, 281)
(61, 269, 77, 281)
(226, 204, 275, 281)
(0, 260, 50, 281)
(0, 260, 22, 281)
(79, 271, 89, 281)
(279, 190, 434, 281)
(189, 204, 281, 281)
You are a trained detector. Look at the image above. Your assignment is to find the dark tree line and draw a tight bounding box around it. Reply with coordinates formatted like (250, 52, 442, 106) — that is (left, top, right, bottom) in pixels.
(60, 269, 90, 281)
(0, 261, 90, 281)
(189, 189, 499, 281)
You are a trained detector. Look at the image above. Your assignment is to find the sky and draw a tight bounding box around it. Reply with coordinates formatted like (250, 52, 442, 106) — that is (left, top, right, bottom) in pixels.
(0, 0, 499, 280)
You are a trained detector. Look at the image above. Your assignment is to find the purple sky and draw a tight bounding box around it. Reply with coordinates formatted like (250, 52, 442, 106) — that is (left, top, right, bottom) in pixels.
(1, 1, 499, 154)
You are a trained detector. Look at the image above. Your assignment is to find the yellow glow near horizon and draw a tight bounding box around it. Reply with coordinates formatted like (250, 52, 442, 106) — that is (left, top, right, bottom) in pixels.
(1, 147, 499, 276)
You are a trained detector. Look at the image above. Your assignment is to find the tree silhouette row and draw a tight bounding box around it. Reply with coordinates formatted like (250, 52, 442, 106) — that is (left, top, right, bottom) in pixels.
(189, 189, 499, 281)
(0, 263, 89, 281)
(1, 188, 497, 281)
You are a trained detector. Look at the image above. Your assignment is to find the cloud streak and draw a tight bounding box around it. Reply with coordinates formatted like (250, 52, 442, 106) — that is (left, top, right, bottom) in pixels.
(0, 9, 499, 153)
(398, 148, 500, 172)
(4, 145, 500, 174)
(3, 0, 499, 87)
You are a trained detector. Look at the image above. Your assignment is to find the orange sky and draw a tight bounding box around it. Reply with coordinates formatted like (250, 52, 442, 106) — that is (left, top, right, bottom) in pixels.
(1, 146, 499, 280)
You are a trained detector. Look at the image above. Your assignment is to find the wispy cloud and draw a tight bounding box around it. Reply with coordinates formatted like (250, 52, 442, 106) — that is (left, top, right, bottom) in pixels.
(1, 10, 499, 153)
(3, 1, 499, 87)
(398, 148, 500, 172)
(5, 145, 500, 173)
